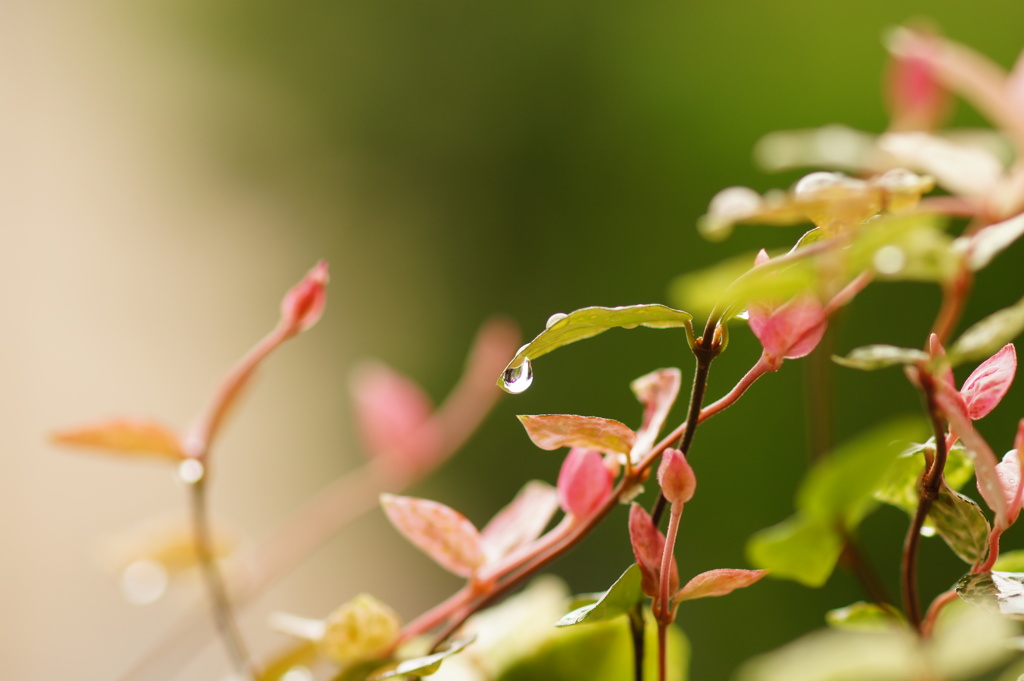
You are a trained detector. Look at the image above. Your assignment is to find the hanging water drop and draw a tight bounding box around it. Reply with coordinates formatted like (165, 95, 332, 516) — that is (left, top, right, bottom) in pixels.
(501, 357, 534, 394)
(177, 459, 205, 485)
(546, 312, 568, 329)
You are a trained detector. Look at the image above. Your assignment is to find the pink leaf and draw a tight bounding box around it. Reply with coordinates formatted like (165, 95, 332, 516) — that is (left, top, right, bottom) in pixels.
(557, 449, 614, 519)
(996, 449, 1023, 527)
(630, 369, 682, 463)
(350, 361, 443, 474)
(628, 504, 677, 598)
(935, 380, 1008, 529)
(517, 414, 636, 456)
(658, 448, 696, 507)
(960, 344, 1017, 420)
(280, 260, 329, 335)
(747, 251, 827, 370)
(480, 481, 559, 563)
(675, 569, 768, 603)
(885, 27, 950, 131)
(52, 418, 186, 462)
(380, 494, 484, 578)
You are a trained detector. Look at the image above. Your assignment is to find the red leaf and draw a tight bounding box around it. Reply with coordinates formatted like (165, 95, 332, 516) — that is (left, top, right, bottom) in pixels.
(628, 504, 677, 598)
(480, 481, 559, 564)
(557, 449, 614, 519)
(747, 251, 827, 370)
(518, 414, 636, 456)
(52, 418, 185, 461)
(960, 344, 1016, 420)
(675, 568, 768, 603)
(380, 494, 484, 578)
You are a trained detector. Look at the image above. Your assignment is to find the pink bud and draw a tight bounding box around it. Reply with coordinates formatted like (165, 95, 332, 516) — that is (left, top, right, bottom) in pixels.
(961, 344, 1016, 421)
(280, 261, 329, 335)
(658, 449, 696, 507)
(557, 448, 613, 519)
(628, 503, 678, 598)
(996, 449, 1023, 527)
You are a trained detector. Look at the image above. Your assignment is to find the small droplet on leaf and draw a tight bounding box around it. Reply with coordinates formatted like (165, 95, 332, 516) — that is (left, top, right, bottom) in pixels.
(120, 559, 169, 605)
(279, 668, 314, 681)
(177, 459, 205, 485)
(501, 357, 534, 394)
(920, 525, 937, 537)
(873, 245, 907, 275)
(545, 312, 568, 329)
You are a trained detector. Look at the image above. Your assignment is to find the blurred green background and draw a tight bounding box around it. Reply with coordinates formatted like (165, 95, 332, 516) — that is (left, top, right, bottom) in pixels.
(8, 1, 1024, 679)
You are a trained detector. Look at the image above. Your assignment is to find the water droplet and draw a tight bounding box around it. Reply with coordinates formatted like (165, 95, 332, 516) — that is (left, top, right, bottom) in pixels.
(121, 560, 168, 605)
(873, 245, 906, 275)
(545, 312, 568, 329)
(178, 459, 205, 484)
(920, 525, 937, 538)
(501, 357, 534, 394)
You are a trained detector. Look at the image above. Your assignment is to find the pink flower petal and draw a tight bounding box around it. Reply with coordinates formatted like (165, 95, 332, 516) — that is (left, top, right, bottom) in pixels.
(380, 494, 484, 578)
(960, 344, 1016, 420)
(557, 448, 614, 519)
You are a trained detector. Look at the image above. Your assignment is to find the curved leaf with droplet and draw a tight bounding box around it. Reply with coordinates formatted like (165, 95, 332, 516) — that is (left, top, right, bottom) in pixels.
(927, 485, 991, 564)
(498, 305, 692, 387)
(844, 213, 958, 283)
(556, 564, 643, 627)
(518, 414, 636, 456)
(956, 572, 1024, 620)
(746, 514, 843, 588)
(825, 602, 906, 632)
(367, 637, 475, 680)
(949, 294, 1024, 364)
(832, 345, 929, 371)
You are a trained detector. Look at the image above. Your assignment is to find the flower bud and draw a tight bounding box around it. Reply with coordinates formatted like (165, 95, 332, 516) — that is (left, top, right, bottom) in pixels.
(557, 448, 614, 519)
(321, 594, 402, 664)
(658, 448, 696, 507)
(280, 260, 329, 335)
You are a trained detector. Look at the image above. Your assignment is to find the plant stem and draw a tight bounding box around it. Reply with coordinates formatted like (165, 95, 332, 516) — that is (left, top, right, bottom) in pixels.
(189, 477, 258, 679)
(902, 373, 948, 632)
(628, 604, 645, 681)
(652, 321, 720, 526)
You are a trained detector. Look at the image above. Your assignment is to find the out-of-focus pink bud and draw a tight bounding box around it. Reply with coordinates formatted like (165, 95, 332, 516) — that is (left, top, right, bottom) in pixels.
(658, 448, 696, 507)
(886, 31, 950, 131)
(748, 251, 828, 371)
(557, 448, 614, 519)
(280, 261, 329, 335)
(350, 361, 443, 476)
(628, 503, 678, 599)
(961, 344, 1017, 420)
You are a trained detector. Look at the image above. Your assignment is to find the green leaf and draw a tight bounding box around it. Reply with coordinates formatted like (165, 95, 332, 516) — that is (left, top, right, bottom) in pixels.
(669, 251, 817, 318)
(747, 514, 843, 588)
(825, 602, 906, 632)
(927, 485, 991, 565)
(518, 414, 636, 456)
(949, 293, 1024, 364)
(367, 637, 475, 680)
(556, 564, 643, 627)
(992, 550, 1024, 572)
(832, 345, 929, 371)
(845, 213, 958, 283)
(499, 305, 692, 389)
(797, 418, 927, 527)
(499, 610, 688, 681)
(875, 442, 974, 514)
(956, 572, 1024, 620)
